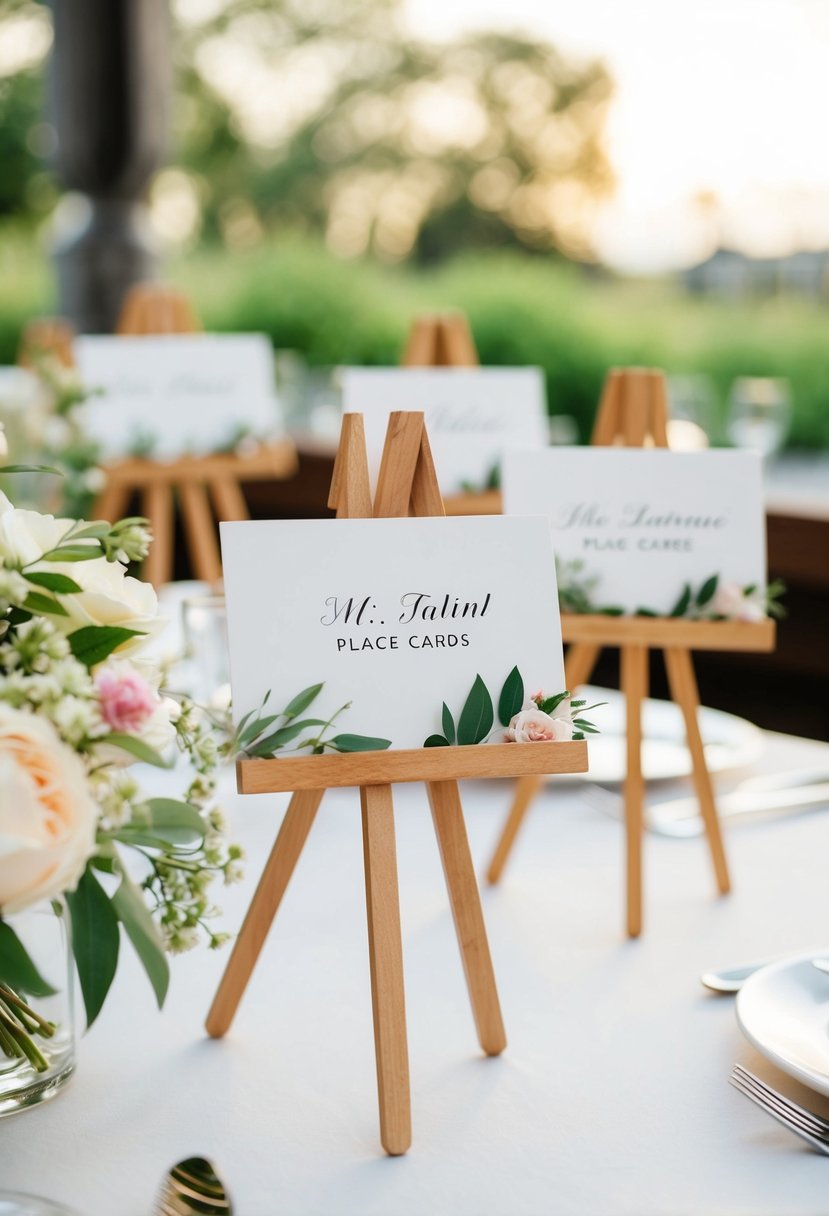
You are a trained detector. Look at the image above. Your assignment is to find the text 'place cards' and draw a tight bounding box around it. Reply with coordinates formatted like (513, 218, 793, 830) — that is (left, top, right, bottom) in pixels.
(339, 367, 548, 494)
(503, 448, 766, 617)
(75, 334, 283, 460)
(220, 515, 565, 753)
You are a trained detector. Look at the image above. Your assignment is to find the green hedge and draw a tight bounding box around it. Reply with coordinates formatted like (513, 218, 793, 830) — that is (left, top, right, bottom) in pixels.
(1, 229, 828, 448)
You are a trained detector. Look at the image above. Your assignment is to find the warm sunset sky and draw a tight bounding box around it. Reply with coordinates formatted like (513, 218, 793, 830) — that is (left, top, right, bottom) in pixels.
(406, 0, 829, 271)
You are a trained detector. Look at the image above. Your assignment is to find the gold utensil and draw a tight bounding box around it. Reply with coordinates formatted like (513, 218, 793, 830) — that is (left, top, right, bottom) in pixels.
(153, 1157, 233, 1215)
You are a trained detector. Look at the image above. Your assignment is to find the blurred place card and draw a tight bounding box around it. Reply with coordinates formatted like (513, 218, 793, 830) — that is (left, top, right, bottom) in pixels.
(221, 515, 565, 752)
(339, 367, 548, 494)
(503, 448, 766, 616)
(74, 334, 283, 461)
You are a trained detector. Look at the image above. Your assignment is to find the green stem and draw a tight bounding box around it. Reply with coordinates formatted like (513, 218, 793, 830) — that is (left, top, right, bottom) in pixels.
(306, 702, 350, 753)
(0, 1001, 50, 1072)
(0, 985, 56, 1037)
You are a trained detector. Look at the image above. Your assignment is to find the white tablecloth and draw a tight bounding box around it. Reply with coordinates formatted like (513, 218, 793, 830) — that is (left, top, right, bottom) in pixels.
(3, 730, 829, 1215)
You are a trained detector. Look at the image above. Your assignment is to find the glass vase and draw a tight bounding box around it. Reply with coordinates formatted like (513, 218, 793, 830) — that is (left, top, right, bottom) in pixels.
(0, 901, 75, 1117)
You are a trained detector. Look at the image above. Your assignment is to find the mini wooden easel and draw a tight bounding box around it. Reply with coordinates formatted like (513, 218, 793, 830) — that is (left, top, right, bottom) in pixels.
(400, 313, 501, 517)
(17, 317, 76, 369)
(402, 311, 479, 367)
(91, 283, 296, 587)
(485, 368, 776, 938)
(204, 411, 588, 1155)
(116, 282, 202, 334)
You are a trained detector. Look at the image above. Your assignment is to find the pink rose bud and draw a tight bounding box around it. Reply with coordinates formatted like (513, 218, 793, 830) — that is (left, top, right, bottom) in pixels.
(531, 689, 544, 704)
(95, 666, 157, 733)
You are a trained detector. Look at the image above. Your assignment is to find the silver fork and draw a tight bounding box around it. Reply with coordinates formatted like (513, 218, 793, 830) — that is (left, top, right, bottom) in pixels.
(730, 1064, 829, 1154)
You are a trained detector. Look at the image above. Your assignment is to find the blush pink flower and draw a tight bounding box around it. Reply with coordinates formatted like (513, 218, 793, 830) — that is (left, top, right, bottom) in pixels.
(507, 708, 573, 743)
(95, 665, 157, 733)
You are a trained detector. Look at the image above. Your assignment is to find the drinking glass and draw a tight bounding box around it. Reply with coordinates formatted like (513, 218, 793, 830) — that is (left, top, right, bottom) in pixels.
(727, 377, 791, 457)
(181, 593, 230, 709)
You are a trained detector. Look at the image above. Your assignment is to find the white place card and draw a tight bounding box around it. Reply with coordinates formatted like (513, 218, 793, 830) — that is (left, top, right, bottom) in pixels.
(339, 367, 548, 494)
(220, 515, 565, 752)
(74, 334, 283, 460)
(503, 448, 766, 616)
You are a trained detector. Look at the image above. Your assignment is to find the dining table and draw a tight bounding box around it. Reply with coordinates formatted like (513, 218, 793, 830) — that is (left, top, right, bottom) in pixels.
(2, 722, 829, 1215)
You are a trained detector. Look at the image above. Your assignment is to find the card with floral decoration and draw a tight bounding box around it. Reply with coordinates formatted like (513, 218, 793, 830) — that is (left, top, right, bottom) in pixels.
(339, 367, 548, 495)
(503, 448, 780, 621)
(219, 515, 596, 762)
(73, 334, 284, 461)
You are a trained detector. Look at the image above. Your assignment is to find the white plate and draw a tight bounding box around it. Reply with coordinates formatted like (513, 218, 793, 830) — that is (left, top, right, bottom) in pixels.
(561, 685, 763, 785)
(736, 952, 829, 1097)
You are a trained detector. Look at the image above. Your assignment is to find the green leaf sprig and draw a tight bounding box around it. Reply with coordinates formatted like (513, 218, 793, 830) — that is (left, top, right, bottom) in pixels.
(423, 667, 601, 747)
(236, 684, 391, 758)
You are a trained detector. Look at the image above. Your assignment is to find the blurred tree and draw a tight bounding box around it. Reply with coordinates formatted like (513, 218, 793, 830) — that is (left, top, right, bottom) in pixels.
(0, 0, 614, 262)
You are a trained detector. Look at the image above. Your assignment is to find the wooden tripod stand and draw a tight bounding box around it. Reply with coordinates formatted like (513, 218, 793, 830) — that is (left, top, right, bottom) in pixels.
(485, 368, 776, 938)
(205, 411, 588, 1155)
(90, 284, 296, 587)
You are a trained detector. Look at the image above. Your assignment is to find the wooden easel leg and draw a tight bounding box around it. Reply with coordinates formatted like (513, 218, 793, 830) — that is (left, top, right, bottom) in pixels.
(93, 481, 130, 526)
(621, 645, 648, 938)
(205, 788, 323, 1038)
(485, 774, 543, 885)
(141, 482, 174, 588)
(564, 641, 601, 693)
(179, 481, 223, 585)
(484, 640, 601, 885)
(427, 780, 506, 1056)
(360, 784, 411, 1156)
(663, 647, 731, 895)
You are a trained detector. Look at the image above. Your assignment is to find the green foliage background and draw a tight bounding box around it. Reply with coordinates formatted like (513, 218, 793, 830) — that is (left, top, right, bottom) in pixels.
(1, 230, 829, 448)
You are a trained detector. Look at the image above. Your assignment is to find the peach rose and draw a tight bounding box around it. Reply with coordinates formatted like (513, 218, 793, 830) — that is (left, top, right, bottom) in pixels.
(0, 705, 98, 915)
(507, 708, 573, 743)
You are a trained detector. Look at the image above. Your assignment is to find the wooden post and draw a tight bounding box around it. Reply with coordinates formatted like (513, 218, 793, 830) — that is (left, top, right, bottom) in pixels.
(485, 367, 771, 934)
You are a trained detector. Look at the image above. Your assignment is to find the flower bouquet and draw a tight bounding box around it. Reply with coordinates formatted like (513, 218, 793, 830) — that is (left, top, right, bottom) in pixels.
(0, 474, 239, 1111)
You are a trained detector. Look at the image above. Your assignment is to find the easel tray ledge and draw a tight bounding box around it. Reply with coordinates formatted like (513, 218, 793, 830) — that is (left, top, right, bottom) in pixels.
(237, 740, 589, 793)
(561, 614, 775, 653)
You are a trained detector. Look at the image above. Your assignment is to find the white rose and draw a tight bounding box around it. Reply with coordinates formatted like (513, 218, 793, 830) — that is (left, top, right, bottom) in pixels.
(42, 556, 164, 656)
(507, 708, 574, 743)
(0, 492, 78, 568)
(0, 705, 98, 915)
(0, 496, 163, 656)
(712, 582, 766, 623)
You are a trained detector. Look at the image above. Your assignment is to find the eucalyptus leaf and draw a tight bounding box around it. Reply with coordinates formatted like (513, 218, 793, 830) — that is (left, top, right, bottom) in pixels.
(328, 733, 392, 752)
(441, 702, 456, 745)
(66, 870, 120, 1028)
(247, 718, 327, 756)
(424, 734, 450, 748)
(282, 683, 323, 719)
(457, 675, 494, 745)
(237, 713, 281, 748)
(0, 921, 57, 997)
(24, 571, 83, 595)
(69, 625, 144, 668)
(111, 876, 170, 1009)
(497, 665, 524, 727)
